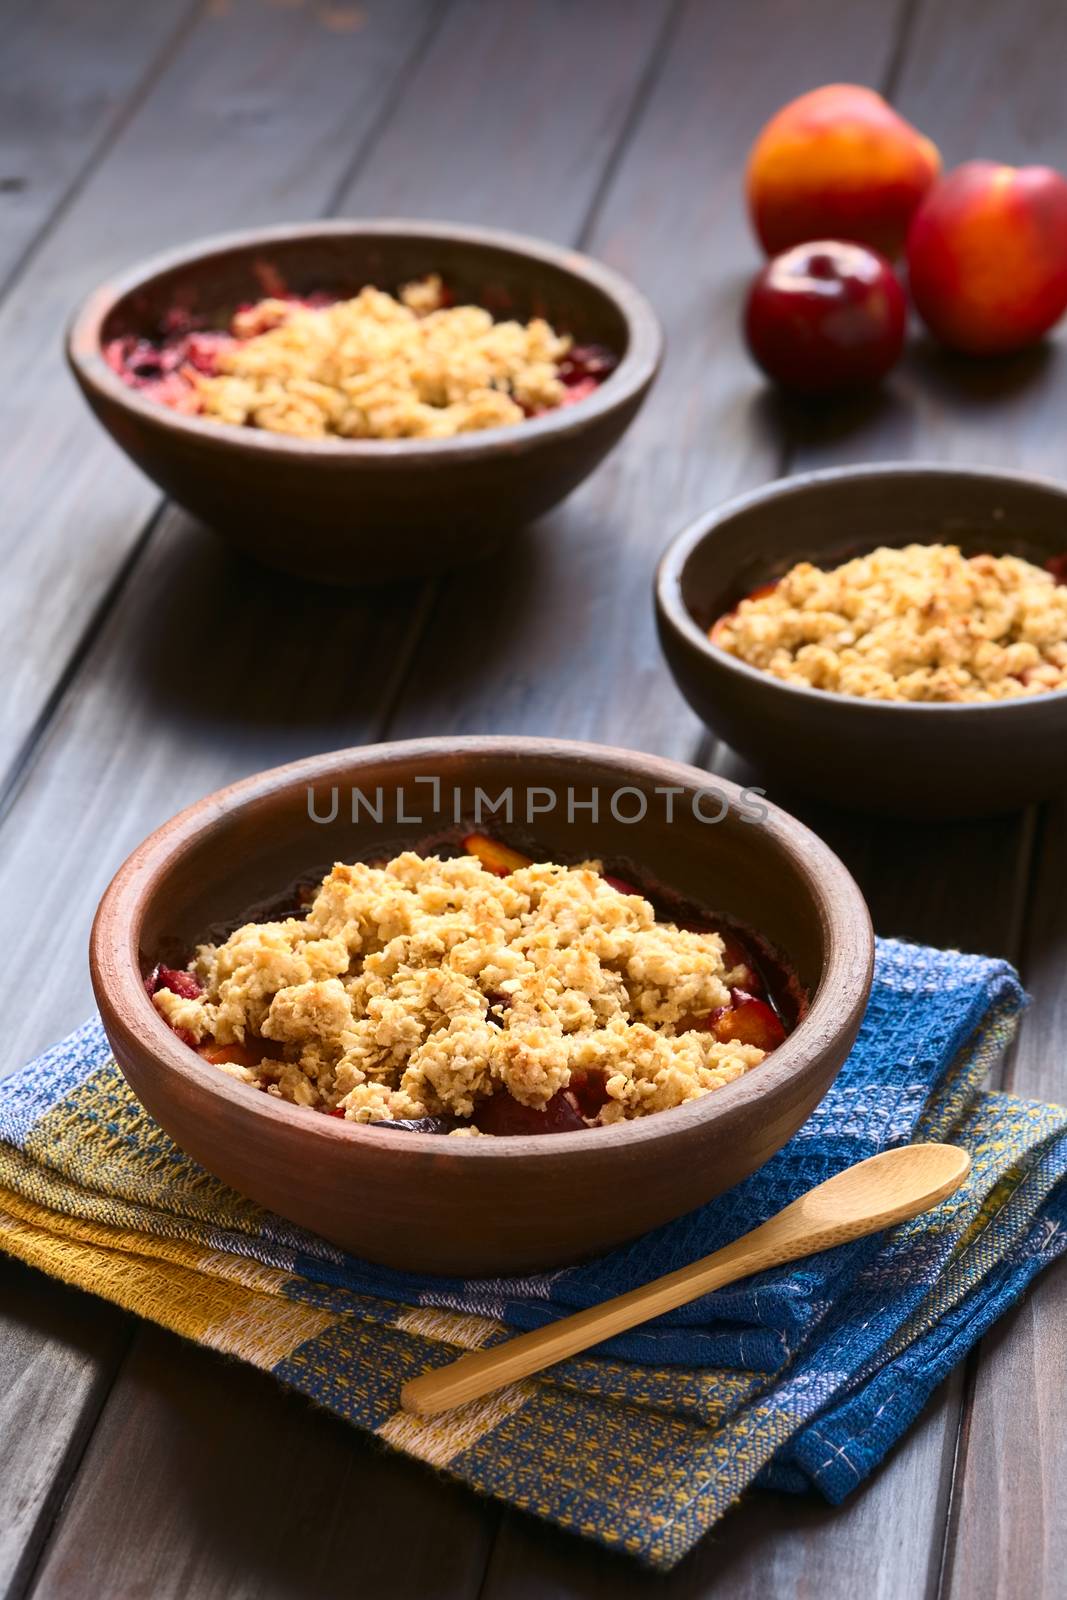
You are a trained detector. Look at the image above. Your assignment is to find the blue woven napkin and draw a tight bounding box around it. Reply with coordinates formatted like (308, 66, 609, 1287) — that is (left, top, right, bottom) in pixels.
(1, 938, 1065, 1568)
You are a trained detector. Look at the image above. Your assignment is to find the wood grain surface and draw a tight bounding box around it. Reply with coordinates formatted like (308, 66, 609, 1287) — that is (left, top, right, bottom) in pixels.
(0, 0, 195, 289)
(0, 1266, 130, 1599)
(1, 0, 1066, 1594)
(31, 1326, 495, 1600)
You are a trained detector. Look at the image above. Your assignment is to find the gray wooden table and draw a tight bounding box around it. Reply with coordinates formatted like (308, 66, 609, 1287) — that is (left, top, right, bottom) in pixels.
(1, 1, 1064, 1594)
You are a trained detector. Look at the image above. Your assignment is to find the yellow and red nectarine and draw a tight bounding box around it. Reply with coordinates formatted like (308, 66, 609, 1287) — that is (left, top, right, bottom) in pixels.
(747, 84, 940, 258)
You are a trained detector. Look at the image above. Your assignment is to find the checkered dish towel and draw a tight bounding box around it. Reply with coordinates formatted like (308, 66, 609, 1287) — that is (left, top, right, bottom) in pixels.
(2, 939, 1066, 1570)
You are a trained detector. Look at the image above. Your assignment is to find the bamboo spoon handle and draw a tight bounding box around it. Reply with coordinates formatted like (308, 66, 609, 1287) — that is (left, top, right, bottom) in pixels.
(401, 1143, 969, 1417)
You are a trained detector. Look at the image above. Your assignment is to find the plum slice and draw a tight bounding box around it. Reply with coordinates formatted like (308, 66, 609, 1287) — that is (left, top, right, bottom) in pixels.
(372, 1116, 460, 1134)
(462, 833, 532, 876)
(557, 343, 616, 404)
(198, 1042, 268, 1069)
(602, 873, 642, 896)
(678, 989, 786, 1052)
(473, 1089, 587, 1136)
(331, 1112, 460, 1134)
(145, 964, 202, 1000)
(568, 1068, 610, 1118)
(712, 990, 787, 1051)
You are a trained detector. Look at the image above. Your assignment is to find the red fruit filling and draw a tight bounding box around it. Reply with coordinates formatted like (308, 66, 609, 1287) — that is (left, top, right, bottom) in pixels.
(602, 873, 641, 896)
(145, 964, 202, 1000)
(108, 303, 614, 420)
(462, 832, 532, 876)
(559, 342, 615, 388)
(677, 989, 787, 1052)
(105, 315, 240, 412)
(711, 990, 787, 1051)
(717, 934, 762, 991)
(568, 1068, 610, 1119)
(105, 295, 332, 412)
(197, 1042, 266, 1069)
(1046, 553, 1067, 585)
(473, 1089, 588, 1136)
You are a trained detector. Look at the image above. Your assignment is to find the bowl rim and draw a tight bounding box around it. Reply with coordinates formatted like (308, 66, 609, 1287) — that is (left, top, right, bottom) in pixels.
(66, 218, 663, 462)
(655, 460, 1067, 718)
(89, 735, 874, 1165)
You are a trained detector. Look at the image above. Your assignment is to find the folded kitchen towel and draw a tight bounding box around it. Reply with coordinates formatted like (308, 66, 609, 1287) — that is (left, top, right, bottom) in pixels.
(2, 938, 1066, 1570)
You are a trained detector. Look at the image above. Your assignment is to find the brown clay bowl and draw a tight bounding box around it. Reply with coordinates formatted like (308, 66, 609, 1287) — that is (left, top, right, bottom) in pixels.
(66, 220, 661, 586)
(656, 463, 1067, 820)
(89, 737, 873, 1276)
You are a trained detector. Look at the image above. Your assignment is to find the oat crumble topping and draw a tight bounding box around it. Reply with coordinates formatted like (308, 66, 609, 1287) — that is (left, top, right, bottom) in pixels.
(192, 275, 573, 439)
(712, 543, 1067, 703)
(152, 851, 767, 1126)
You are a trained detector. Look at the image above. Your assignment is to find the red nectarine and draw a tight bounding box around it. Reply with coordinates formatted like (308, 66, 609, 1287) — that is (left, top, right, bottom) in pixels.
(907, 160, 1067, 354)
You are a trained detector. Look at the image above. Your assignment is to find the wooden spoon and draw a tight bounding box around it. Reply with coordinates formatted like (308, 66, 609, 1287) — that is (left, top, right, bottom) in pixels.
(400, 1142, 969, 1417)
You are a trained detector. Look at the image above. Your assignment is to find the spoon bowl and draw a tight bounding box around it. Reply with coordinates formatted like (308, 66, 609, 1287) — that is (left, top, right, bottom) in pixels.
(773, 1141, 971, 1239)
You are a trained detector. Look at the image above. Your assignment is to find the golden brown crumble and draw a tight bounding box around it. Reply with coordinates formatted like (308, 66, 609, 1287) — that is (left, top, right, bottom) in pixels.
(194, 276, 572, 439)
(712, 543, 1067, 703)
(152, 851, 766, 1125)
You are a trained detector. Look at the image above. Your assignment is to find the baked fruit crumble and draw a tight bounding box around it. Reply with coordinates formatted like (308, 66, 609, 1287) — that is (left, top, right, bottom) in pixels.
(106, 275, 615, 440)
(147, 835, 799, 1137)
(711, 543, 1067, 703)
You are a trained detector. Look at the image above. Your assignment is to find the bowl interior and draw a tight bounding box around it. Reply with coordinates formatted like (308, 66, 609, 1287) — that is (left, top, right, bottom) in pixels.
(136, 746, 838, 1008)
(98, 228, 631, 362)
(678, 467, 1067, 634)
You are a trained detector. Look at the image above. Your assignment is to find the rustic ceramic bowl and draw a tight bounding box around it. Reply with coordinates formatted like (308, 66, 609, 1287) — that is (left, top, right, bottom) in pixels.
(90, 737, 873, 1276)
(656, 463, 1067, 819)
(66, 220, 661, 586)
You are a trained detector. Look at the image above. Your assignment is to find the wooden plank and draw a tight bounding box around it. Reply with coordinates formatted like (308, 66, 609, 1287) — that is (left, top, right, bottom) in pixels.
(346, 0, 675, 239)
(0, 0, 195, 290)
(0, 1263, 130, 1600)
(941, 1272, 1067, 1600)
(0, 6, 675, 1596)
(0, 0, 440, 787)
(940, 789, 1067, 1600)
(30, 1325, 496, 1600)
